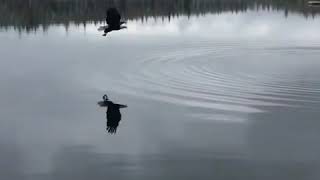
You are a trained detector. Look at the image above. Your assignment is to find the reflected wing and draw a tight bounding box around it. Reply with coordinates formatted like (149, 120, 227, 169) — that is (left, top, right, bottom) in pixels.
(98, 25, 108, 31)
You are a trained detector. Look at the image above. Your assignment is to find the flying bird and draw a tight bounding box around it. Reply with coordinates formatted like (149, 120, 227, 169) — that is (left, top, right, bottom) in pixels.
(98, 94, 127, 134)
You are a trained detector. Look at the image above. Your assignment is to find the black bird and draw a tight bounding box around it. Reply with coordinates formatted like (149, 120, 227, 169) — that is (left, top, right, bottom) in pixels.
(100, 8, 127, 36)
(98, 94, 127, 134)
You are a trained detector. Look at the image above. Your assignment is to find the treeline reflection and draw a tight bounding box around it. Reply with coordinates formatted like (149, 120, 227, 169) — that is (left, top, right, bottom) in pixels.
(0, 0, 319, 32)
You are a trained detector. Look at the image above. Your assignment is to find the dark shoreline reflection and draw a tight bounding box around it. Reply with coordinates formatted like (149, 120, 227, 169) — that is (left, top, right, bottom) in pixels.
(1, 0, 320, 33)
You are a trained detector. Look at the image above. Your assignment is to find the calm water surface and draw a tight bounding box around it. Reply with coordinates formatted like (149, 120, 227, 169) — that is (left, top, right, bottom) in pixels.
(1, 6, 320, 180)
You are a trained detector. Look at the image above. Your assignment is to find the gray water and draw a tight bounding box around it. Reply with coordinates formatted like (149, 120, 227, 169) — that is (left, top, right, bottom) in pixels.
(1, 7, 320, 180)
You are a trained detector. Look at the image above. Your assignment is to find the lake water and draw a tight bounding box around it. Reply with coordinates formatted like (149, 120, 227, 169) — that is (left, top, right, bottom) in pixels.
(1, 1, 320, 179)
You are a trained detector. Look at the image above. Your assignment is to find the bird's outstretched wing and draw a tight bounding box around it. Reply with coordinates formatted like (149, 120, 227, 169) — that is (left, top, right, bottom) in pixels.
(98, 25, 109, 31)
(117, 104, 128, 108)
(98, 101, 109, 107)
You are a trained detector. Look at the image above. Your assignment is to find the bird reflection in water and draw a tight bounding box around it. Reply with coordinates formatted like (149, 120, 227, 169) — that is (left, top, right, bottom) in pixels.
(98, 94, 127, 134)
(98, 8, 127, 36)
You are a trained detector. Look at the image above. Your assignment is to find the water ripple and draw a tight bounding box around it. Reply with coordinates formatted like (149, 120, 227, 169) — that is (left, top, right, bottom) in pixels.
(102, 41, 320, 114)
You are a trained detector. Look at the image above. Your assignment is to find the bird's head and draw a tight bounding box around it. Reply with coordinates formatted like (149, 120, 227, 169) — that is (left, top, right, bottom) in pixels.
(103, 94, 109, 101)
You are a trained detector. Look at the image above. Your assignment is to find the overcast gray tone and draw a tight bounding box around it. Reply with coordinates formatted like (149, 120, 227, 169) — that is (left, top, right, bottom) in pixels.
(1, 9, 320, 180)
